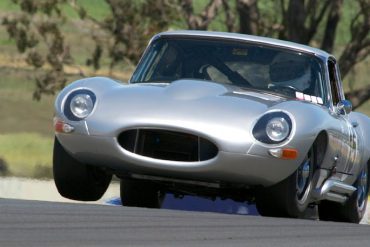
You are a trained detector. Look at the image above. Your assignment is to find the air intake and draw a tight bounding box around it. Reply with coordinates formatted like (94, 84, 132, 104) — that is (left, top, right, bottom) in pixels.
(118, 129, 218, 162)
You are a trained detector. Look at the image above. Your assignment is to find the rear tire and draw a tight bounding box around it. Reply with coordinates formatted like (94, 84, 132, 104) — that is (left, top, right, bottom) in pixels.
(256, 146, 316, 218)
(318, 163, 369, 223)
(120, 179, 165, 208)
(53, 137, 112, 201)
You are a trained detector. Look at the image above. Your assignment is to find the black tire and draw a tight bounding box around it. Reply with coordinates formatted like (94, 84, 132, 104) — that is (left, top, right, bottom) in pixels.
(318, 163, 369, 223)
(53, 137, 112, 201)
(256, 147, 316, 218)
(120, 179, 165, 208)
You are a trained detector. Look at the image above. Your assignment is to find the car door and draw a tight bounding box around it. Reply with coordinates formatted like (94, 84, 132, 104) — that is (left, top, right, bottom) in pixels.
(327, 59, 357, 179)
(345, 120, 360, 173)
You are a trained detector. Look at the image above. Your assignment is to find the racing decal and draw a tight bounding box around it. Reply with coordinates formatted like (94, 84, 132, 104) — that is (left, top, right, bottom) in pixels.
(311, 95, 318, 104)
(295, 92, 304, 100)
(295, 92, 323, 105)
(304, 94, 311, 101)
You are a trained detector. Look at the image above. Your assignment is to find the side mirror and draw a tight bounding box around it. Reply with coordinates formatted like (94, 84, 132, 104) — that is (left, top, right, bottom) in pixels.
(336, 100, 352, 115)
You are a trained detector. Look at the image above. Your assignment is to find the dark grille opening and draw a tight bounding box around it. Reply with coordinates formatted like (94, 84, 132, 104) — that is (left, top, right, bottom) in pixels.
(118, 129, 218, 162)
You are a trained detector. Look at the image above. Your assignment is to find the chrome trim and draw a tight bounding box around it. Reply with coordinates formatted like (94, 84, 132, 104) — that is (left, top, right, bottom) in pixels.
(313, 179, 356, 203)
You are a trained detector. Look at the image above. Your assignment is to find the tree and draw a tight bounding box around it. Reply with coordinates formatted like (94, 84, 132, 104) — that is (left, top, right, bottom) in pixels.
(2, 0, 71, 100)
(178, 0, 370, 109)
(2, 0, 370, 108)
(2, 0, 178, 99)
(179, 0, 223, 30)
(70, 0, 179, 72)
(257, 0, 369, 109)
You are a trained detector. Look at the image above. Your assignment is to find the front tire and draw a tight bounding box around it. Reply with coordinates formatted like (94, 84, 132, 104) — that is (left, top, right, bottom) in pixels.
(53, 137, 112, 201)
(256, 147, 315, 218)
(318, 163, 369, 223)
(120, 179, 165, 208)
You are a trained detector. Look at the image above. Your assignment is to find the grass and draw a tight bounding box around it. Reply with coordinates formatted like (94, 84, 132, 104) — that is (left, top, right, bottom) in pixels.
(0, 0, 19, 12)
(0, 66, 54, 178)
(0, 67, 55, 136)
(0, 133, 53, 178)
(62, 0, 110, 20)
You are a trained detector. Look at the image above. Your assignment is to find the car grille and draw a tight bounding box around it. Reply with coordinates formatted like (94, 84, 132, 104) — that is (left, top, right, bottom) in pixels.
(118, 129, 218, 162)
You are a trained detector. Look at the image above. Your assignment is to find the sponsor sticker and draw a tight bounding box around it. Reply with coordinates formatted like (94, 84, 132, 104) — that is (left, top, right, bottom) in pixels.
(295, 92, 304, 100)
(295, 92, 324, 105)
(311, 95, 318, 104)
(304, 94, 311, 101)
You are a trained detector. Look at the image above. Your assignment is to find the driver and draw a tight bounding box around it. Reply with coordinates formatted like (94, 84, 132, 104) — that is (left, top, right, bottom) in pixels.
(269, 52, 311, 92)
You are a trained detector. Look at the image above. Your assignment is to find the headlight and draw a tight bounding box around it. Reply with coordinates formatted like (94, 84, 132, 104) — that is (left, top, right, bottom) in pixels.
(252, 112, 292, 144)
(265, 117, 290, 142)
(63, 89, 96, 121)
(70, 94, 94, 119)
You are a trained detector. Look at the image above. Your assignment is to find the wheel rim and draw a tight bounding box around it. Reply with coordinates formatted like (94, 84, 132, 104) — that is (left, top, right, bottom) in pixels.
(296, 151, 313, 203)
(357, 167, 368, 211)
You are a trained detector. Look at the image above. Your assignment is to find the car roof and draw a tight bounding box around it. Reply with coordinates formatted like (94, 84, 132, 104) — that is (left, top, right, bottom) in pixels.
(154, 30, 332, 60)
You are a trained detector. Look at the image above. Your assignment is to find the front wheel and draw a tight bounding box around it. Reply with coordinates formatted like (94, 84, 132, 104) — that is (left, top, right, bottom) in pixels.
(53, 137, 112, 201)
(256, 147, 315, 218)
(318, 163, 369, 223)
(120, 179, 165, 208)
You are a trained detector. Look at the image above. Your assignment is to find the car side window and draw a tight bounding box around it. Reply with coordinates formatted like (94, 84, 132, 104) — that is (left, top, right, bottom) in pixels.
(328, 59, 341, 106)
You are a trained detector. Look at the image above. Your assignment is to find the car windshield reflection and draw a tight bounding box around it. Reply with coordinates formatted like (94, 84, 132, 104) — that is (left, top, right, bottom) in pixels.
(131, 37, 326, 100)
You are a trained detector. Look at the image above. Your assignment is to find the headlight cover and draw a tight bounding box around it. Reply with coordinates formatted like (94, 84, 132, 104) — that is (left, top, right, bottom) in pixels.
(266, 117, 290, 142)
(70, 94, 93, 119)
(63, 89, 96, 121)
(253, 112, 292, 144)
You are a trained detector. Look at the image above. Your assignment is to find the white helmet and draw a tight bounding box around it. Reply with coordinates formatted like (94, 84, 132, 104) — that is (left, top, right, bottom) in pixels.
(269, 52, 311, 92)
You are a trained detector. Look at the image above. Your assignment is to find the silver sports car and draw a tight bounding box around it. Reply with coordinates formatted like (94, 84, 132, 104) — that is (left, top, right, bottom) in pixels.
(53, 31, 370, 223)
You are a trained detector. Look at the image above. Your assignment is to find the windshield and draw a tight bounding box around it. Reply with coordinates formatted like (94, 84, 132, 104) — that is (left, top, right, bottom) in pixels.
(131, 37, 326, 101)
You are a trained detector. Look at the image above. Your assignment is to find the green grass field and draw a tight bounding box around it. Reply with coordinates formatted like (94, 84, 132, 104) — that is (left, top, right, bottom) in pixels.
(0, 67, 55, 178)
(0, 0, 369, 178)
(0, 133, 53, 178)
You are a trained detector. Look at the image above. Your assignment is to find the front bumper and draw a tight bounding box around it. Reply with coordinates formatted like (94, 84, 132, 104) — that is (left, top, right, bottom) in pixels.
(56, 132, 307, 187)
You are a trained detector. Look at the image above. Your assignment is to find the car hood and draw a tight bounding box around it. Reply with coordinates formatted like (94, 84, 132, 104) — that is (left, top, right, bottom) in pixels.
(87, 79, 288, 152)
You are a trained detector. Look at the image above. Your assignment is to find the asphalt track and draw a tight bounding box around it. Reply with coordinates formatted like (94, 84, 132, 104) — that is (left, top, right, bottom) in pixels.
(1, 198, 370, 247)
